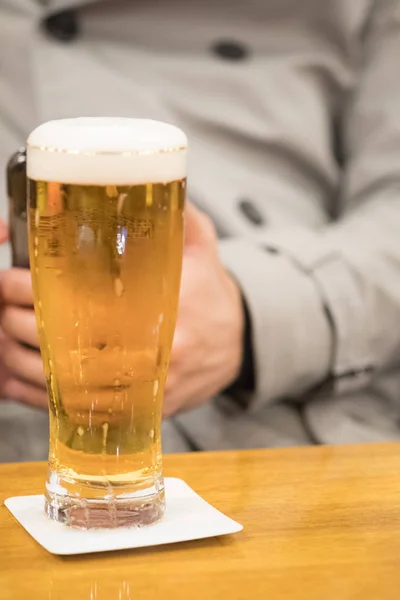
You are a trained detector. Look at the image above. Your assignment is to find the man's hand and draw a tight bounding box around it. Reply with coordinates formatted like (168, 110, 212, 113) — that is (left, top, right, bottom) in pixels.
(0, 232, 47, 408)
(163, 203, 244, 418)
(0, 207, 244, 413)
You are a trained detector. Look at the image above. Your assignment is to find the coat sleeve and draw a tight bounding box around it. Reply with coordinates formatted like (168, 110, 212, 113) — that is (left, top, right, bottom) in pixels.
(219, 0, 400, 409)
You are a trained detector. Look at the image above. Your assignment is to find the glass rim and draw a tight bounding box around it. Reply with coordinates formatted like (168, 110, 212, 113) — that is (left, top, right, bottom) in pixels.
(26, 143, 187, 156)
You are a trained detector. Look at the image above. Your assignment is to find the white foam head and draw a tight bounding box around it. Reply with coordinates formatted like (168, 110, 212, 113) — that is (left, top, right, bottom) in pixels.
(27, 118, 187, 185)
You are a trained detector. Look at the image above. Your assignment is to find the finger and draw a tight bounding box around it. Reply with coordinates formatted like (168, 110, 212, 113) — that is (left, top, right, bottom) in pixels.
(1, 306, 39, 348)
(185, 202, 217, 248)
(0, 339, 45, 388)
(0, 219, 9, 244)
(0, 268, 34, 307)
(170, 326, 190, 362)
(1, 377, 47, 409)
(163, 379, 195, 418)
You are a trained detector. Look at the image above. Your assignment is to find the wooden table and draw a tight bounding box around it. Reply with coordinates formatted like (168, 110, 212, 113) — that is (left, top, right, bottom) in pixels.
(1, 444, 400, 600)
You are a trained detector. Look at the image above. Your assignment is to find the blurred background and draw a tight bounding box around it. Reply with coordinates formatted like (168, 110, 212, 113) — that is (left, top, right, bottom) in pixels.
(1, 0, 400, 463)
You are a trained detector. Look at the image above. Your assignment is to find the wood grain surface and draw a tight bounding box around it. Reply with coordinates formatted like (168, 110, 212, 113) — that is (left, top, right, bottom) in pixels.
(1, 443, 400, 600)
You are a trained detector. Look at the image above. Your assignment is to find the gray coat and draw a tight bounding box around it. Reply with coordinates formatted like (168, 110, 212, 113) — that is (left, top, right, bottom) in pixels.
(1, 0, 400, 460)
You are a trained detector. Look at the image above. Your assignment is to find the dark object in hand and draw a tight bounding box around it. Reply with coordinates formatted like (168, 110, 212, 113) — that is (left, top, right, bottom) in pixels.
(7, 147, 29, 268)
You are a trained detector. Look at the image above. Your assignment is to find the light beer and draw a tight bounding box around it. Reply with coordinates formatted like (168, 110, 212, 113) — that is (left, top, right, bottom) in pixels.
(27, 118, 187, 528)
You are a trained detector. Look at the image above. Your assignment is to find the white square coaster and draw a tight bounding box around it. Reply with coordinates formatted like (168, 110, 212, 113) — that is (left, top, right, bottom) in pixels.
(5, 478, 243, 555)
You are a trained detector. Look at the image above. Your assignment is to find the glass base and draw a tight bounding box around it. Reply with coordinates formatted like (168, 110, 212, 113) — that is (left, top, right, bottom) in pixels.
(45, 469, 165, 529)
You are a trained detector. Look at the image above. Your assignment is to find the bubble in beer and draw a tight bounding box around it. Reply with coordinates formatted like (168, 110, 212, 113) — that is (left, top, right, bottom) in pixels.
(114, 278, 124, 298)
(153, 380, 159, 397)
(106, 185, 118, 198)
(117, 193, 127, 215)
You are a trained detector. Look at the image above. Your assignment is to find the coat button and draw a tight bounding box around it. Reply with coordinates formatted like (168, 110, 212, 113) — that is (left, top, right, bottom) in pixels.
(212, 40, 250, 61)
(43, 10, 79, 42)
(239, 199, 265, 226)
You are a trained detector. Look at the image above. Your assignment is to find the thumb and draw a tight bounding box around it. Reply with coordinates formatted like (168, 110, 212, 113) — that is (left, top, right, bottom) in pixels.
(185, 202, 216, 248)
(0, 220, 8, 245)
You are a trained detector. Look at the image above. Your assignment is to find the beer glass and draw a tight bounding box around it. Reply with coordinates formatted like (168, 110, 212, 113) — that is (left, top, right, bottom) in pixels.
(26, 117, 187, 528)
